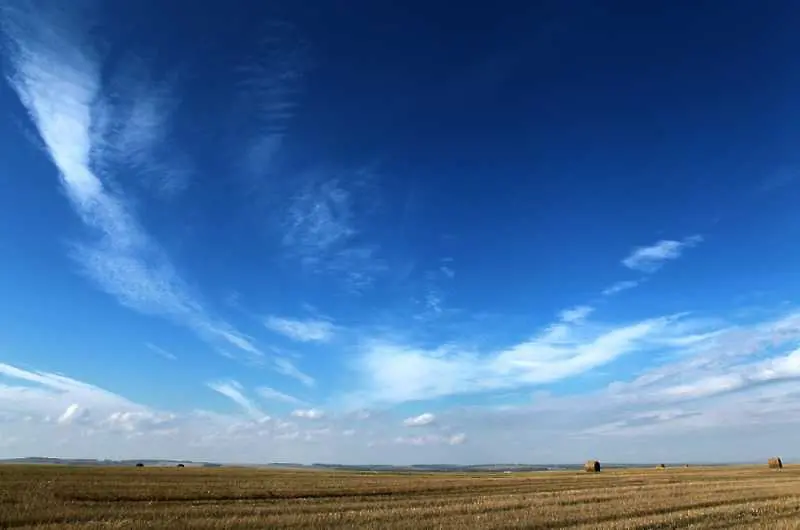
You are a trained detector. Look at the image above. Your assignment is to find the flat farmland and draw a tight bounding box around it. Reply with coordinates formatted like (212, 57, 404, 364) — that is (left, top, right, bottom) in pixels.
(3, 465, 800, 529)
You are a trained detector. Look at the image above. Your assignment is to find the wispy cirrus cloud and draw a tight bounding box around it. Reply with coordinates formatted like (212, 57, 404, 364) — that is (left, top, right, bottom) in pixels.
(92, 62, 191, 197)
(602, 279, 641, 296)
(0, 362, 143, 421)
(273, 357, 315, 388)
(622, 235, 703, 272)
(0, 3, 279, 370)
(352, 313, 677, 405)
(392, 433, 466, 446)
(282, 176, 385, 291)
(257, 386, 306, 406)
(235, 20, 308, 182)
(264, 316, 335, 343)
(145, 343, 177, 361)
(207, 380, 264, 420)
(558, 305, 594, 324)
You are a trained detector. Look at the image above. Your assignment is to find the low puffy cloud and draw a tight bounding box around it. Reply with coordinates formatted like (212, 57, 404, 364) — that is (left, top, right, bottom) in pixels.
(291, 408, 325, 420)
(403, 413, 436, 427)
(57, 404, 85, 425)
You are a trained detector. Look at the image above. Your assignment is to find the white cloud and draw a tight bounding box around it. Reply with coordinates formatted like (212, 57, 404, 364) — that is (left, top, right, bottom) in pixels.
(57, 404, 81, 425)
(264, 316, 335, 343)
(392, 433, 466, 446)
(353, 314, 674, 404)
(235, 21, 307, 181)
(403, 413, 436, 427)
(273, 357, 315, 387)
(0, 362, 145, 428)
(622, 235, 703, 272)
(104, 411, 177, 434)
(3, 312, 800, 465)
(282, 176, 385, 291)
(0, 6, 283, 372)
(145, 343, 177, 361)
(448, 433, 467, 445)
(291, 408, 325, 420)
(257, 386, 305, 406)
(207, 381, 264, 420)
(602, 280, 640, 296)
(558, 305, 594, 323)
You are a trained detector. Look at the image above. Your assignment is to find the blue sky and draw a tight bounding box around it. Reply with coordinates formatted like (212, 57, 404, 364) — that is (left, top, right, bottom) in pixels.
(1, 0, 800, 464)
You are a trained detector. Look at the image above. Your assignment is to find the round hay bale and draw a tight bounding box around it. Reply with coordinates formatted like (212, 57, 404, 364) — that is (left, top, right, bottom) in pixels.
(768, 457, 783, 470)
(176, 463, 185, 468)
(135, 462, 144, 468)
(584, 460, 601, 473)
(656, 464, 666, 469)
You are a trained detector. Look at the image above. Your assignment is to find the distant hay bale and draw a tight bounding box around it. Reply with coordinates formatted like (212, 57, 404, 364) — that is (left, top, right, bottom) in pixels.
(135, 463, 144, 468)
(584, 460, 601, 473)
(684, 464, 690, 468)
(176, 463, 185, 468)
(656, 464, 666, 469)
(768, 457, 783, 470)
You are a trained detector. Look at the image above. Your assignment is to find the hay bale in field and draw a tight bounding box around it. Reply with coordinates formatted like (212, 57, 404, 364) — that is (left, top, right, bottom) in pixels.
(768, 457, 783, 470)
(135, 462, 144, 468)
(584, 460, 600, 473)
(176, 463, 185, 468)
(656, 464, 666, 469)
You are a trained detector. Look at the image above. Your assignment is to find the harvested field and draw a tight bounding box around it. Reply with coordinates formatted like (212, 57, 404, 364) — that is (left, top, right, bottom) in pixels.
(3, 465, 800, 528)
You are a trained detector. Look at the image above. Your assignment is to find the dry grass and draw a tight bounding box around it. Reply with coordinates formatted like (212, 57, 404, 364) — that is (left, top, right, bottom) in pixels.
(3, 465, 800, 528)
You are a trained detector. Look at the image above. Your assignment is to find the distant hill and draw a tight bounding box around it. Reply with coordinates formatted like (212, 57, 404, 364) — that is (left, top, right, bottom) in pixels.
(0, 457, 742, 471)
(0, 457, 203, 467)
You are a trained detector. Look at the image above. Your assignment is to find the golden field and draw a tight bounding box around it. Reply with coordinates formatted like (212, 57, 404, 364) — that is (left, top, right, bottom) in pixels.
(2, 464, 800, 529)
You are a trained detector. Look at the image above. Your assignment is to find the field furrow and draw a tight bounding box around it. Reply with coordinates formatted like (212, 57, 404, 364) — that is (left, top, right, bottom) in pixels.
(2, 465, 800, 529)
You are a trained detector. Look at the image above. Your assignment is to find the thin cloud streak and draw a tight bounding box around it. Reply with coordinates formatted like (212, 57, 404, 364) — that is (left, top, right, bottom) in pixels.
(145, 343, 177, 361)
(622, 235, 703, 272)
(264, 316, 335, 343)
(558, 305, 594, 323)
(403, 413, 436, 427)
(207, 380, 264, 420)
(602, 280, 640, 296)
(257, 386, 306, 406)
(273, 357, 316, 387)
